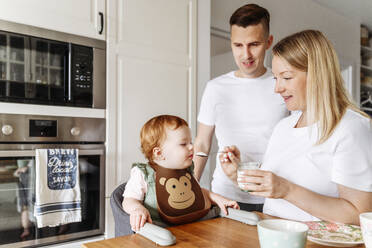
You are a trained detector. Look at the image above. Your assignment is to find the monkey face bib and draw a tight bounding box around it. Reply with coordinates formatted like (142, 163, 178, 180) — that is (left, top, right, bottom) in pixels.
(153, 164, 210, 224)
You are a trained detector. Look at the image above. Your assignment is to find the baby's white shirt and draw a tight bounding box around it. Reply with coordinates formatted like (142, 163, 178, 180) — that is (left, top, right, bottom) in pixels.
(122, 167, 148, 201)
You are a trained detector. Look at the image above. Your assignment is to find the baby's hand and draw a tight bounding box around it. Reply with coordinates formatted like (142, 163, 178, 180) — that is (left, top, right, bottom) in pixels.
(209, 192, 239, 215)
(129, 206, 152, 232)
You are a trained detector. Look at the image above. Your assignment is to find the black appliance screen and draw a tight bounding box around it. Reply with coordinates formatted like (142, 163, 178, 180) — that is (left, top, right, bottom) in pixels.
(29, 119, 57, 137)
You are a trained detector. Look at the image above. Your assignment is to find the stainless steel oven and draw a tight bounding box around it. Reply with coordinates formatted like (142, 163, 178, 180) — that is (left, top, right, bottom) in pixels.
(0, 19, 106, 108)
(0, 114, 105, 247)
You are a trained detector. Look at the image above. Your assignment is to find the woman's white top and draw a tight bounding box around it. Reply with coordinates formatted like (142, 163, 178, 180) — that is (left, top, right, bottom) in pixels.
(261, 109, 372, 221)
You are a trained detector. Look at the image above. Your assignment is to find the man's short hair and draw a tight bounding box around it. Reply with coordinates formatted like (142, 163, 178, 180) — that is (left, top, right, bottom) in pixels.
(229, 4, 270, 35)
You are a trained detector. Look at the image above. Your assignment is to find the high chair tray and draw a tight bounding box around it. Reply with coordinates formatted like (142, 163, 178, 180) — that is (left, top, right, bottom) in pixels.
(137, 223, 176, 246)
(220, 208, 261, 225)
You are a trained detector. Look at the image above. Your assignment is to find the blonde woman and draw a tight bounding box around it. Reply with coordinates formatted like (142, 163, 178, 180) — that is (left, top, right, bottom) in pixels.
(220, 30, 372, 225)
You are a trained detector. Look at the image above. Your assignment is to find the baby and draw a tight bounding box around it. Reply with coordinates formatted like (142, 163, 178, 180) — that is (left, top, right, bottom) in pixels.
(122, 115, 239, 231)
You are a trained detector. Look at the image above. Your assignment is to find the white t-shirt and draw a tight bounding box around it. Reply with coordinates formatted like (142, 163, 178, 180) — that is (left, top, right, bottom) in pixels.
(262, 110, 372, 221)
(198, 70, 288, 204)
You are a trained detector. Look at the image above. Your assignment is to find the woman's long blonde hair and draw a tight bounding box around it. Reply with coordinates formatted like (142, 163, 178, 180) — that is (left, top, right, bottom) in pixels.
(272, 30, 370, 144)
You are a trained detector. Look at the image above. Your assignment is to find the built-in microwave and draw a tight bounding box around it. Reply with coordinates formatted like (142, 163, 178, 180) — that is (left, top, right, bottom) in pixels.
(0, 20, 106, 108)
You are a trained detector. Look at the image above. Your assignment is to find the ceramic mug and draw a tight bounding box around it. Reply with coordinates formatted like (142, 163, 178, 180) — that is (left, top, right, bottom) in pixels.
(257, 219, 308, 248)
(360, 212, 372, 248)
(237, 161, 261, 192)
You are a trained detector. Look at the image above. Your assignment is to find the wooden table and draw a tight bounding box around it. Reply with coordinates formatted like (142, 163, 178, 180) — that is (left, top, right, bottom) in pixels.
(83, 213, 365, 248)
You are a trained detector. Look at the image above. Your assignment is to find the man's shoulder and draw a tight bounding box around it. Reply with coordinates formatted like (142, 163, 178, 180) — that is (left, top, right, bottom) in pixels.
(207, 71, 235, 85)
(253, 68, 274, 83)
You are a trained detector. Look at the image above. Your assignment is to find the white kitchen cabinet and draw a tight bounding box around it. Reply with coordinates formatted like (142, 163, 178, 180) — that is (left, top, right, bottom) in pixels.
(105, 0, 197, 238)
(0, 0, 105, 40)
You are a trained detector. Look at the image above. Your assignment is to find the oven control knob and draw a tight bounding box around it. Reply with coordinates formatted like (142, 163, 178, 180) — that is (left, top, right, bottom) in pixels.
(70, 127, 81, 136)
(2, 124, 13, 136)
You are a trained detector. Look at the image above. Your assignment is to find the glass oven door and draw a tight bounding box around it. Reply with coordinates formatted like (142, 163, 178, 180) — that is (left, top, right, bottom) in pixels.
(0, 30, 68, 106)
(0, 148, 105, 248)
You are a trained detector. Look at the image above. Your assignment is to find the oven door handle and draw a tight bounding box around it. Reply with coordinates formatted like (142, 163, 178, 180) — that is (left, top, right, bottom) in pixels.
(0, 149, 104, 157)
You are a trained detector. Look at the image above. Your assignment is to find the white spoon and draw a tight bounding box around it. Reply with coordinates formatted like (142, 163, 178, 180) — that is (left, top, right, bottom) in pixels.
(195, 151, 225, 157)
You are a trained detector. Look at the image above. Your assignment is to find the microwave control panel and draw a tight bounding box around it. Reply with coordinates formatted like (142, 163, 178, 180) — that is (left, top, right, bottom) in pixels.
(70, 44, 93, 106)
(71, 45, 93, 89)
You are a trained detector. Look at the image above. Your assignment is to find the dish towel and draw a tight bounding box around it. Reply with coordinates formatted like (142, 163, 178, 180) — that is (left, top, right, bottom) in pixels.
(34, 149, 81, 228)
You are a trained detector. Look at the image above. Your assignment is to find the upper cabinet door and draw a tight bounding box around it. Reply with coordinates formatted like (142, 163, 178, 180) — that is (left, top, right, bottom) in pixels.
(0, 0, 106, 40)
(105, 0, 197, 197)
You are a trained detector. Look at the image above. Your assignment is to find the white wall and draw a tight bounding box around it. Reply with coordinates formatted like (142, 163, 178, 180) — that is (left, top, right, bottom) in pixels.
(211, 51, 236, 79)
(212, 0, 359, 61)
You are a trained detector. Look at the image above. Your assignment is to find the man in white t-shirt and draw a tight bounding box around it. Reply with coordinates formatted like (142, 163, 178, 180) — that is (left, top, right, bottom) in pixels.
(194, 4, 288, 212)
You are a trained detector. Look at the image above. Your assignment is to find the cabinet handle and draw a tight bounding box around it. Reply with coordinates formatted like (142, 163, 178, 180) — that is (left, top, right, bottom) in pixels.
(99, 12, 104, 35)
(67, 43, 72, 101)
